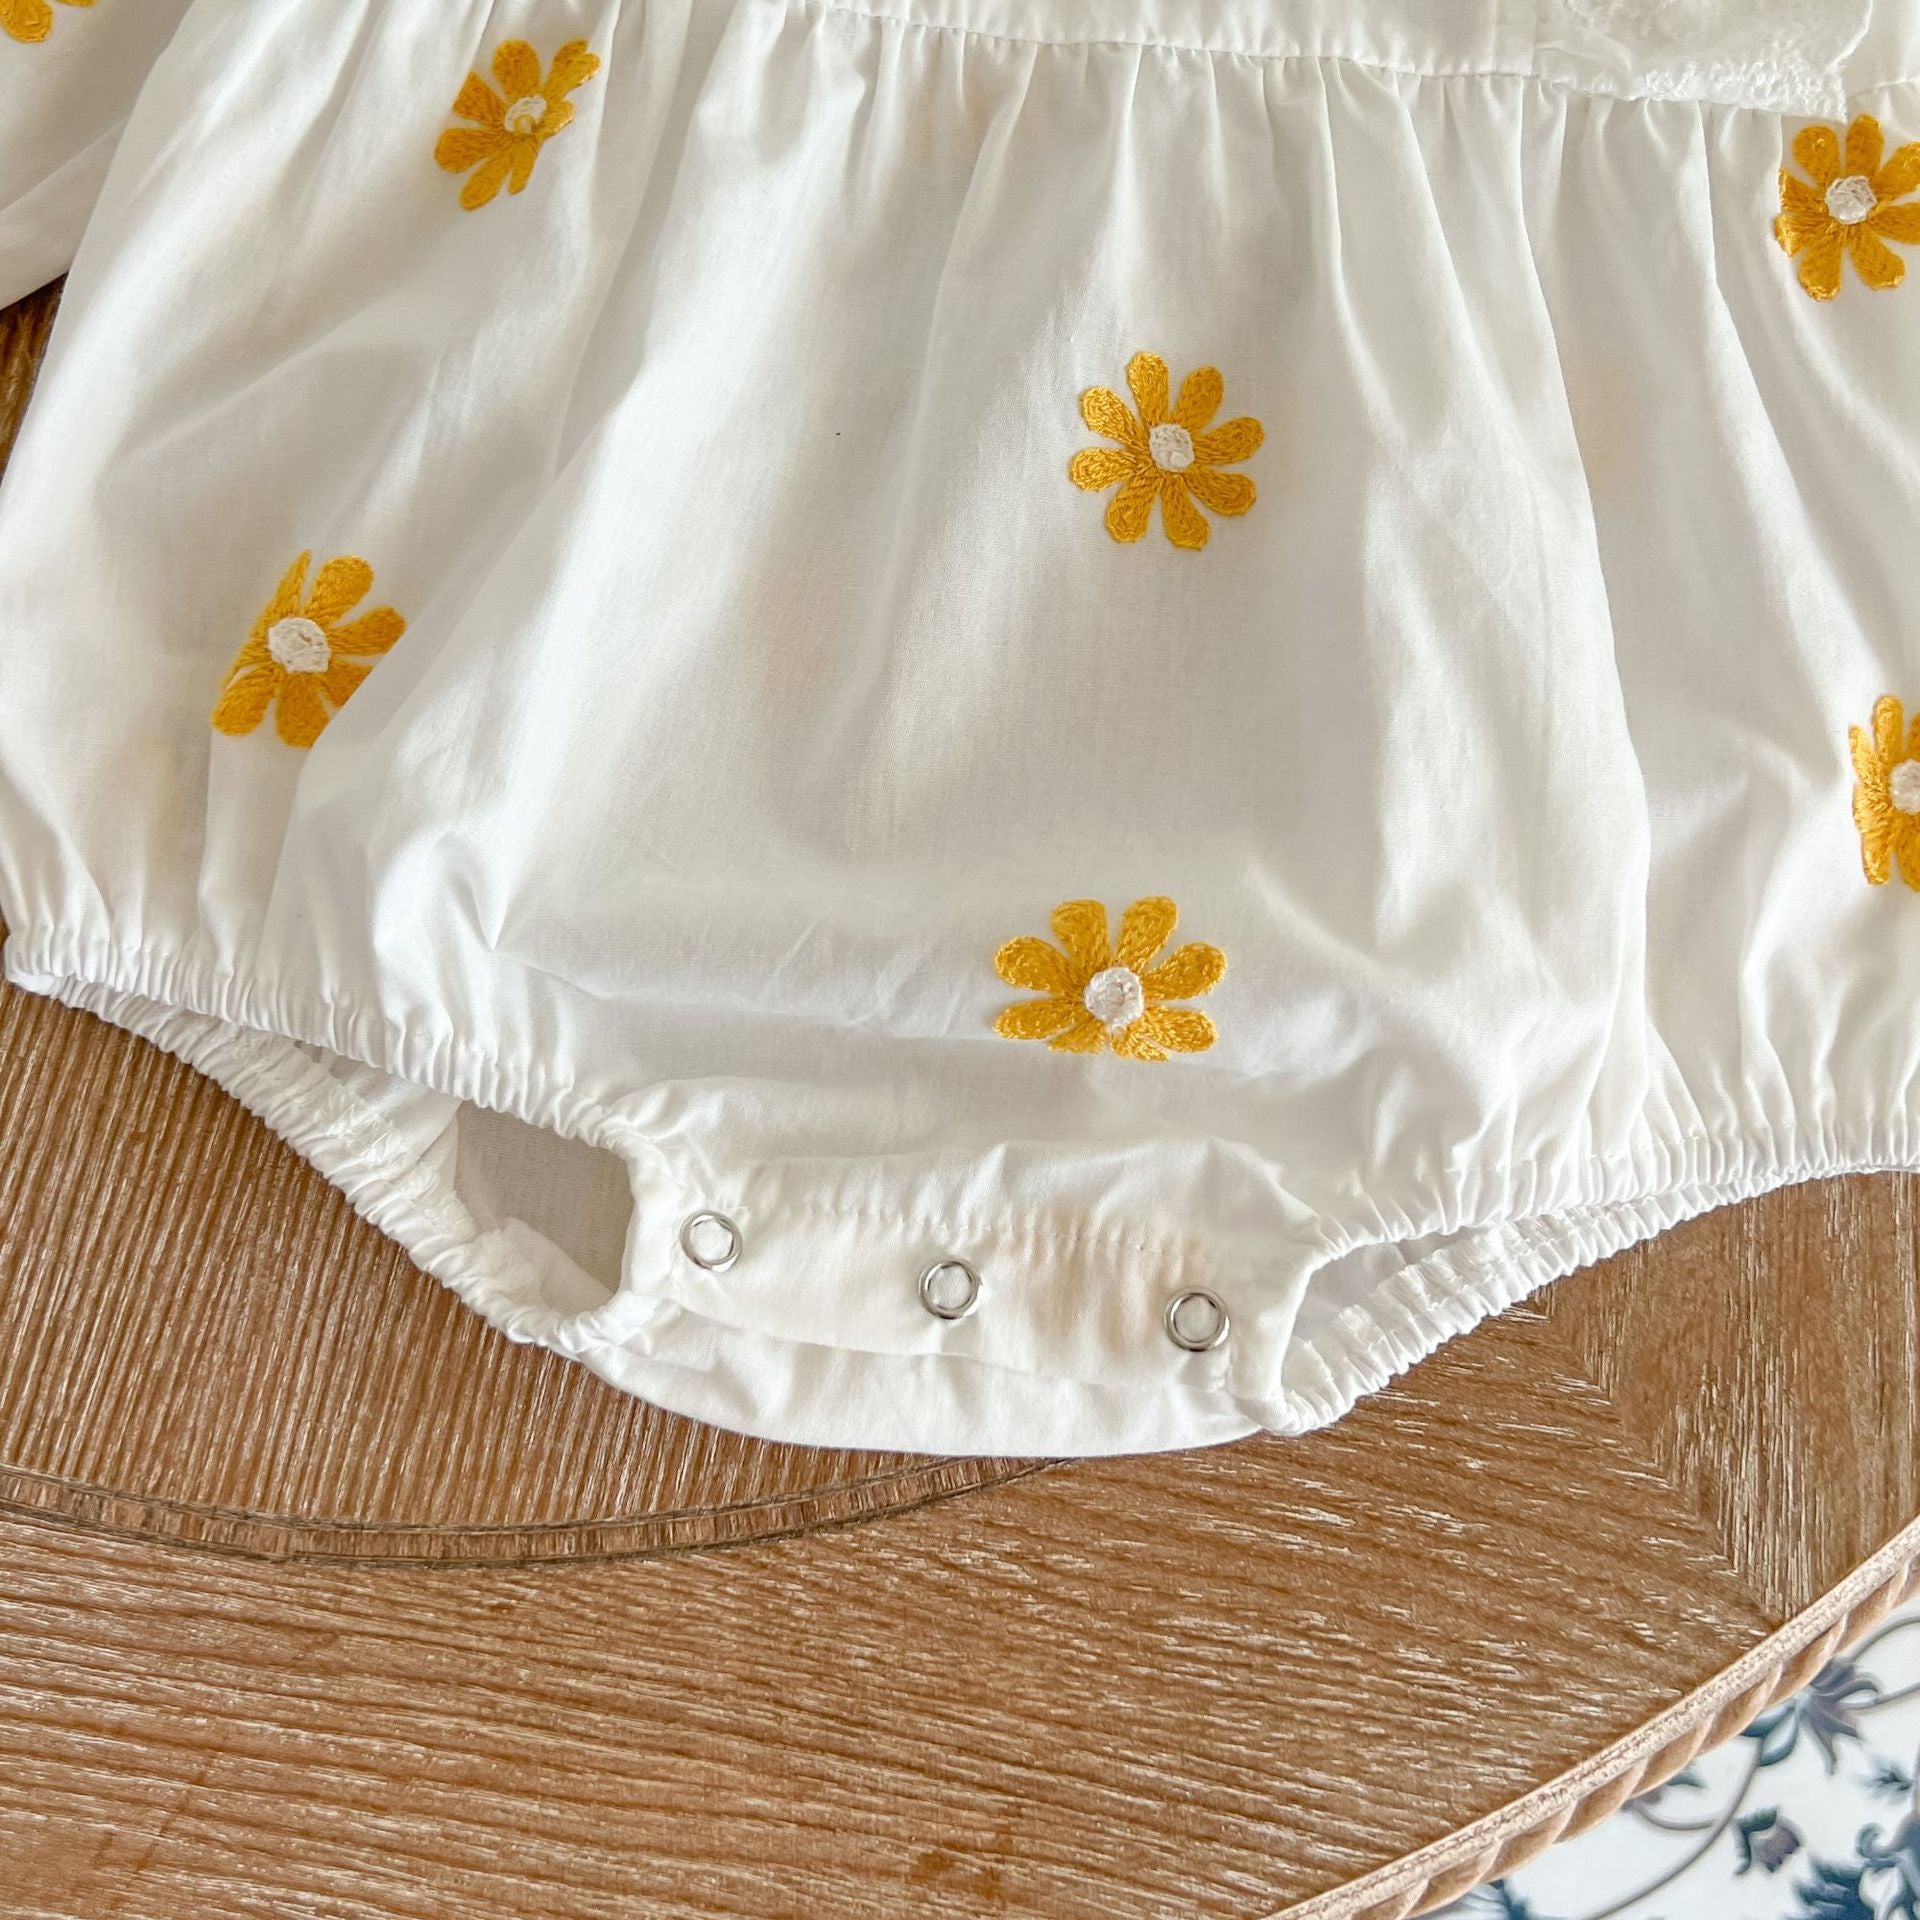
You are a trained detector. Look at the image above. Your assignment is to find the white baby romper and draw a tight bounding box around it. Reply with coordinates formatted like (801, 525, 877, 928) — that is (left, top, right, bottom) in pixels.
(2, 0, 1919, 1454)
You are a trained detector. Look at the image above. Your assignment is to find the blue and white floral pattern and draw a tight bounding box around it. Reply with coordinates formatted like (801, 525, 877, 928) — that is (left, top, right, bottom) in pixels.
(1438, 1601, 1920, 1920)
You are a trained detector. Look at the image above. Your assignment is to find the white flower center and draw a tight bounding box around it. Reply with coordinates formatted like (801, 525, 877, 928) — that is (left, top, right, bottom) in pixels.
(1147, 422, 1196, 473)
(1890, 760, 1920, 813)
(1825, 173, 1877, 225)
(266, 616, 330, 675)
(1083, 966, 1146, 1031)
(504, 95, 548, 136)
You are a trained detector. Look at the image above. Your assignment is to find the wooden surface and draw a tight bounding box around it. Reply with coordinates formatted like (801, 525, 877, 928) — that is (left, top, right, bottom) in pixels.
(6, 277, 1920, 1919)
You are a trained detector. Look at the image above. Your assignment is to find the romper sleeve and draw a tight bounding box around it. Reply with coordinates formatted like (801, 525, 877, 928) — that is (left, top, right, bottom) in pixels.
(0, 0, 194, 310)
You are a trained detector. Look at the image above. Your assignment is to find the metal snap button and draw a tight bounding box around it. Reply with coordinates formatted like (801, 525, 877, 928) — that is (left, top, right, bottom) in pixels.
(678, 1211, 742, 1273)
(919, 1257, 983, 1322)
(1165, 1289, 1229, 1352)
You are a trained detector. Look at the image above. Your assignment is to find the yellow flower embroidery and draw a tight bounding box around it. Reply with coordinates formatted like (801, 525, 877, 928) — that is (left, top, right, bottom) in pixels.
(211, 552, 405, 749)
(1850, 696, 1920, 888)
(2, 0, 92, 45)
(994, 897, 1226, 1061)
(1776, 114, 1920, 299)
(1070, 353, 1263, 551)
(435, 39, 599, 211)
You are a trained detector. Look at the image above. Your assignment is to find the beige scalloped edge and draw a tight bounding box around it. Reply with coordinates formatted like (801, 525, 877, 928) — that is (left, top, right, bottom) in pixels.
(1280, 1511, 1920, 1920)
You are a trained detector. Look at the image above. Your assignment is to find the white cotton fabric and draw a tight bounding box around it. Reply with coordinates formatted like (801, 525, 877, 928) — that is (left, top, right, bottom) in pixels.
(0, 0, 191, 310)
(3, 0, 1920, 1455)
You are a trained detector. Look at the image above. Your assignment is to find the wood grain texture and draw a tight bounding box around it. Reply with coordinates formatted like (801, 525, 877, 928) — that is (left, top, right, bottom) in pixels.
(0, 281, 54, 476)
(0, 976, 1028, 1563)
(5, 276, 1920, 1919)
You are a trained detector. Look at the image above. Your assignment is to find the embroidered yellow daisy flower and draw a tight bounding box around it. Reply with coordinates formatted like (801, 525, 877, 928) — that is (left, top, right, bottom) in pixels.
(1850, 696, 1920, 888)
(211, 552, 405, 750)
(435, 40, 599, 212)
(1070, 353, 1263, 551)
(994, 897, 1226, 1061)
(1776, 114, 1920, 299)
(2, 0, 92, 45)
